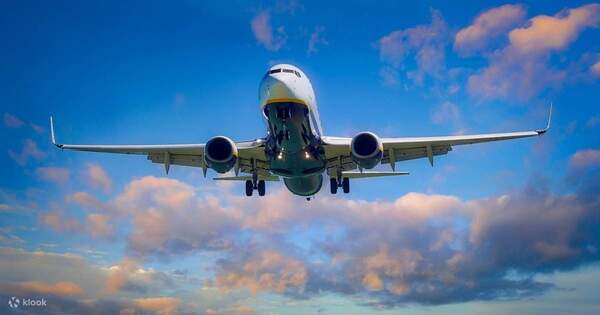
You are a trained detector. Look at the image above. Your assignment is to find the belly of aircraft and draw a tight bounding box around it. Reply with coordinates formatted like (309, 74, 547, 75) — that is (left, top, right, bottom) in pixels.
(264, 102, 326, 179)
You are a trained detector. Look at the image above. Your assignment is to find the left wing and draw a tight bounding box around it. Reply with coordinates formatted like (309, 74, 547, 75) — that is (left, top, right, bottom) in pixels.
(322, 105, 551, 172)
(50, 117, 267, 175)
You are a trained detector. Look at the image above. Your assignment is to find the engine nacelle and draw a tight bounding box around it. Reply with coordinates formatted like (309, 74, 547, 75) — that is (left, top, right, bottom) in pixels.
(351, 132, 383, 169)
(204, 136, 238, 173)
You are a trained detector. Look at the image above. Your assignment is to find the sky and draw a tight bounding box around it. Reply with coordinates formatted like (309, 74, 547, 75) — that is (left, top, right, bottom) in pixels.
(1, 0, 600, 314)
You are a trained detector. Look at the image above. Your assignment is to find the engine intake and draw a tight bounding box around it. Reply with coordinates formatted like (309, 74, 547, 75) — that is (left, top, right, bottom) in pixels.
(204, 136, 238, 173)
(351, 132, 383, 169)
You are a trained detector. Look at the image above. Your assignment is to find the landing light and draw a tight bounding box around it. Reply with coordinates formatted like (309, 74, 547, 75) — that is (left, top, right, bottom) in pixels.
(277, 152, 284, 160)
(304, 151, 310, 159)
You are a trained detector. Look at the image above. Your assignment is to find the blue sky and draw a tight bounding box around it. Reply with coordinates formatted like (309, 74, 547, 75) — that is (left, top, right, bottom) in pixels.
(1, 1, 600, 314)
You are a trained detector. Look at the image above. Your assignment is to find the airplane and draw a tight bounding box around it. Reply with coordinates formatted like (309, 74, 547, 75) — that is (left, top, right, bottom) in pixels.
(50, 64, 552, 200)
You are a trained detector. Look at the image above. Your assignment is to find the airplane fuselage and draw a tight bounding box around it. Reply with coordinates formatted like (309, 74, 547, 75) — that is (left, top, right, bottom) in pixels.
(259, 64, 327, 196)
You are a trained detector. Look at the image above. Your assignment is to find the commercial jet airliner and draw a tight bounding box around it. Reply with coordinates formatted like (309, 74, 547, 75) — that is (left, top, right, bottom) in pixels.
(50, 64, 551, 199)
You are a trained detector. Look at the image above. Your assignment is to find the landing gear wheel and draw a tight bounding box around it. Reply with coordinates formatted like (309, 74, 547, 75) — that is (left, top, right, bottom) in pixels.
(245, 180, 253, 196)
(257, 180, 266, 196)
(342, 177, 350, 194)
(330, 178, 338, 194)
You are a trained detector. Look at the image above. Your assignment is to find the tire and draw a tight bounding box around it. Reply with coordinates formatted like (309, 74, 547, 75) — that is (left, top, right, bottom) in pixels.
(245, 180, 253, 196)
(258, 180, 266, 196)
(330, 178, 337, 194)
(342, 177, 350, 194)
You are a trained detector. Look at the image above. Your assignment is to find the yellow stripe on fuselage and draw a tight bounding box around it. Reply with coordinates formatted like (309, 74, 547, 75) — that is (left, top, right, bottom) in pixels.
(264, 98, 308, 106)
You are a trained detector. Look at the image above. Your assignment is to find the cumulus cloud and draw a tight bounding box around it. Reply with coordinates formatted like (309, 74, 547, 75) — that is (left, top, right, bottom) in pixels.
(134, 297, 180, 315)
(22, 152, 600, 309)
(468, 4, 600, 100)
(3, 112, 24, 128)
(86, 163, 112, 192)
(377, 9, 450, 86)
(454, 4, 527, 55)
(251, 10, 287, 51)
(8, 139, 46, 166)
(431, 101, 461, 126)
(36, 166, 70, 185)
(215, 249, 307, 295)
(13, 281, 83, 296)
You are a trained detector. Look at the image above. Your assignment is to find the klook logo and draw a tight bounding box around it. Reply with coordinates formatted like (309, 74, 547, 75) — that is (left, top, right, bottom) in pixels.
(7, 296, 47, 309)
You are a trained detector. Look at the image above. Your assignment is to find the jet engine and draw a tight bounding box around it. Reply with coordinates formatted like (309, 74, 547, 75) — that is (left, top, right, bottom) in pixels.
(350, 132, 383, 169)
(204, 136, 238, 173)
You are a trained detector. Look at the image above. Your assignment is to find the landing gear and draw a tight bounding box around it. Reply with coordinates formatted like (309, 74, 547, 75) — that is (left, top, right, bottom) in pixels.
(258, 180, 265, 196)
(245, 180, 253, 196)
(342, 177, 350, 194)
(330, 178, 338, 194)
(245, 179, 266, 197)
(329, 177, 349, 194)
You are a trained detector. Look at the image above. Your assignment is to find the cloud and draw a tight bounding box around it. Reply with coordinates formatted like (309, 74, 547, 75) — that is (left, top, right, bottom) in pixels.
(41, 210, 83, 233)
(468, 4, 600, 100)
(86, 163, 112, 192)
(36, 167, 70, 185)
(431, 101, 461, 125)
(251, 10, 287, 51)
(307, 25, 327, 56)
(215, 249, 307, 295)
(14, 281, 83, 296)
(115, 176, 239, 257)
(567, 149, 600, 180)
(454, 4, 527, 55)
(592, 60, 600, 75)
(377, 9, 450, 86)
(8, 139, 46, 166)
(23, 154, 600, 309)
(509, 4, 600, 54)
(134, 297, 180, 315)
(3, 112, 24, 128)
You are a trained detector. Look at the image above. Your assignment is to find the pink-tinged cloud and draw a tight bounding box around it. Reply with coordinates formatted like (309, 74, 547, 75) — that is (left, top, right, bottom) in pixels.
(36, 167, 70, 185)
(15, 281, 83, 296)
(431, 101, 461, 125)
(592, 60, 600, 75)
(41, 211, 83, 233)
(65, 191, 106, 211)
(86, 163, 112, 192)
(3, 112, 24, 128)
(86, 213, 114, 238)
(8, 139, 46, 166)
(468, 4, 600, 101)
(134, 297, 180, 315)
(377, 10, 449, 86)
(455, 4, 526, 55)
(509, 4, 600, 55)
(215, 250, 307, 294)
(251, 10, 286, 51)
(568, 149, 600, 171)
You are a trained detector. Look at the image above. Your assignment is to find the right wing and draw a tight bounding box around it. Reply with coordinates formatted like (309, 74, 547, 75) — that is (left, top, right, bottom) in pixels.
(322, 104, 552, 172)
(50, 117, 267, 175)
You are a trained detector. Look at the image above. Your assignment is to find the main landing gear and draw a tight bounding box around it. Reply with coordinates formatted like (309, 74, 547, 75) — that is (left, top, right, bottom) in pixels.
(245, 179, 266, 197)
(330, 177, 350, 194)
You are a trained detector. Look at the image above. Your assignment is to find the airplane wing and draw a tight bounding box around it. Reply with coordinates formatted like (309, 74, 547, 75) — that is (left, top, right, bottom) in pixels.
(322, 105, 552, 173)
(50, 117, 267, 175)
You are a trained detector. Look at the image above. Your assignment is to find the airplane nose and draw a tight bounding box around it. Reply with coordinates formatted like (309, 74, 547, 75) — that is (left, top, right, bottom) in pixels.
(263, 75, 296, 100)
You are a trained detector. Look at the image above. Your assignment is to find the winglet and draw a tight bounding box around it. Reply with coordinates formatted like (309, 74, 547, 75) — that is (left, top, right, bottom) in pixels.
(49, 116, 62, 148)
(536, 103, 552, 135)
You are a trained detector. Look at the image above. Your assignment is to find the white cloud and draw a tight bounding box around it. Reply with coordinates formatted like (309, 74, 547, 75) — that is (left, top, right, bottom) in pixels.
(250, 10, 287, 51)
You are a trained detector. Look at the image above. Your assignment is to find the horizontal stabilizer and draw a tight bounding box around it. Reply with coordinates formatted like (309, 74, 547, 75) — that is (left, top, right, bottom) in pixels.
(213, 175, 280, 181)
(342, 171, 409, 179)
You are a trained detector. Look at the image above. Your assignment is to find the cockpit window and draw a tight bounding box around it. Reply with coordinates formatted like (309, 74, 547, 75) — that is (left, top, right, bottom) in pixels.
(266, 68, 301, 78)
